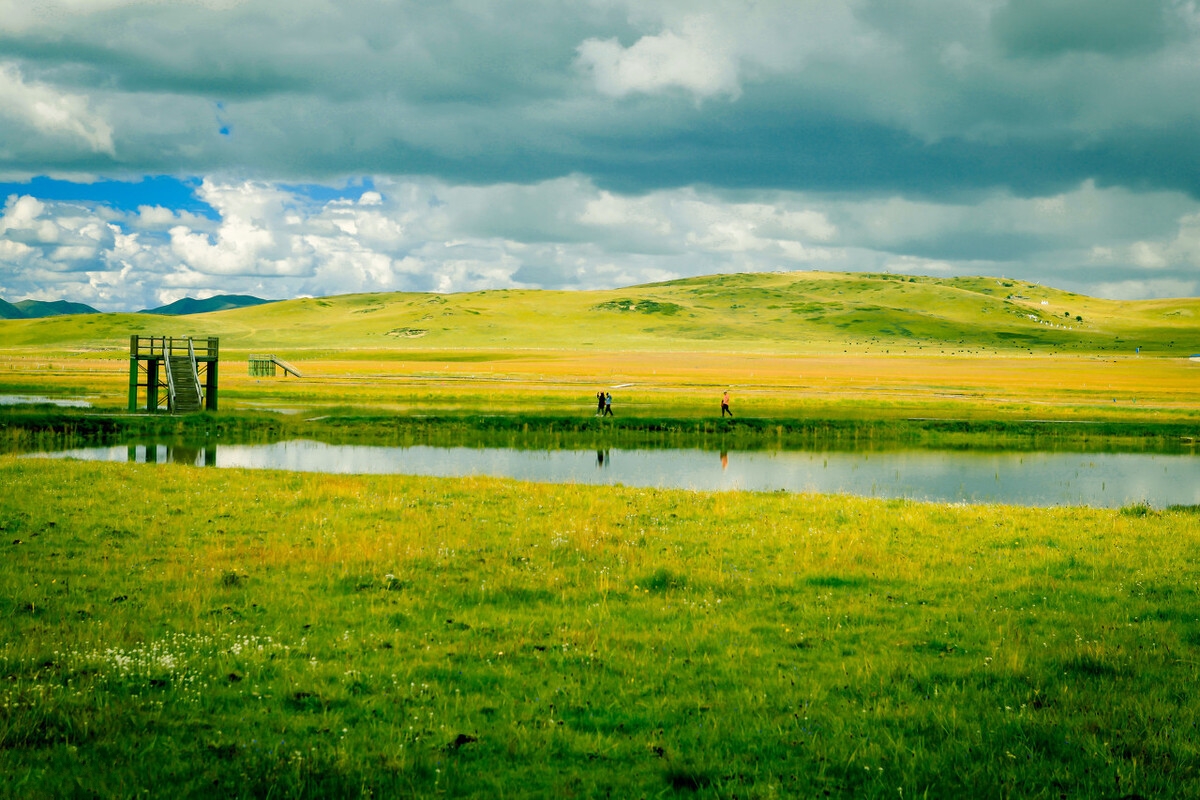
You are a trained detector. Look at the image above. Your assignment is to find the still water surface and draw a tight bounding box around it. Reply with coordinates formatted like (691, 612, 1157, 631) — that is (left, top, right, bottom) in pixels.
(0, 394, 91, 408)
(33, 440, 1200, 508)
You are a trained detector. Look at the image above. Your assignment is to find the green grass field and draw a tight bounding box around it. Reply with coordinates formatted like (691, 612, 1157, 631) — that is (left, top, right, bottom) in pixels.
(2, 272, 1199, 797)
(2, 458, 1199, 798)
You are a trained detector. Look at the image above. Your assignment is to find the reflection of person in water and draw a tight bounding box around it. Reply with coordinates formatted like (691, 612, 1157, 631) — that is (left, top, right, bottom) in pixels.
(720, 450, 728, 470)
(721, 390, 733, 417)
(596, 449, 606, 467)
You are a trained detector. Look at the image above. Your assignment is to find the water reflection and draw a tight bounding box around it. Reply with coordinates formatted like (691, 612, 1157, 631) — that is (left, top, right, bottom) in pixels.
(28, 440, 1200, 509)
(120, 443, 217, 467)
(0, 394, 91, 408)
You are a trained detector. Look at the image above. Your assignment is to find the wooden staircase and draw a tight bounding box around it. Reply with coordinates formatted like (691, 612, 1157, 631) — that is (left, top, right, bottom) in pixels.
(129, 335, 220, 414)
(166, 353, 203, 414)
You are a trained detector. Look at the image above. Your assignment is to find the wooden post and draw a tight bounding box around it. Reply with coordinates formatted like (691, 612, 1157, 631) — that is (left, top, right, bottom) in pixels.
(206, 337, 219, 411)
(147, 358, 159, 412)
(128, 335, 139, 411)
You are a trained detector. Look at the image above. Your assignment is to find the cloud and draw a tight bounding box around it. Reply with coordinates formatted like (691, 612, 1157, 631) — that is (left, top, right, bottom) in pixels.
(579, 191, 673, 238)
(7, 174, 1200, 310)
(882, 255, 956, 275)
(1117, 211, 1200, 273)
(0, 0, 1194, 196)
(3, 1, 1200, 304)
(993, 0, 1172, 58)
(0, 237, 35, 261)
(1129, 241, 1169, 270)
(1093, 278, 1199, 300)
(0, 63, 114, 155)
(1, 194, 46, 231)
(577, 15, 741, 99)
(3, 177, 849, 306)
(0, 192, 117, 273)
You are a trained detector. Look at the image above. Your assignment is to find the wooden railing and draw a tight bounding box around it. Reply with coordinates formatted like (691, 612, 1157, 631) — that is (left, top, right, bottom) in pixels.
(130, 336, 219, 361)
(187, 338, 203, 407)
(164, 345, 178, 412)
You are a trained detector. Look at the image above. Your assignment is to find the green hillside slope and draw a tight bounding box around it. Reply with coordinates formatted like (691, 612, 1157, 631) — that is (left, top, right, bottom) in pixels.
(2, 271, 1197, 356)
(13, 299, 101, 318)
(138, 294, 273, 315)
(0, 298, 24, 320)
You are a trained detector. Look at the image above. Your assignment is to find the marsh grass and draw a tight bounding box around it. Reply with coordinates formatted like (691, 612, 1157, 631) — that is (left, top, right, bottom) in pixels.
(4, 407, 1198, 461)
(2, 457, 1199, 797)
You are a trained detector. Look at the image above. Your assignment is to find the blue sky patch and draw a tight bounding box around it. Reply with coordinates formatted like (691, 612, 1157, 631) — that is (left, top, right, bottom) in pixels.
(276, 178, 378, 206)
(0, 176, 220, 220)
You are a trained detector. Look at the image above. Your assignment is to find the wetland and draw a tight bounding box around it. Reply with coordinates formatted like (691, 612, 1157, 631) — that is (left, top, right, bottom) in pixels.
(30, 438, 1200, 509)
(3, 271, 1200, 797)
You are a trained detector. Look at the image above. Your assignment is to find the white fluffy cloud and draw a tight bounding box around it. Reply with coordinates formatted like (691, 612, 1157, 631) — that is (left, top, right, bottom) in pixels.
(167, 182, 308, 277)
(0, 192, 116, 273)
(4, 176, 1200, 309)
(577, 15, 742, 99)
(0, 195, 46, 231)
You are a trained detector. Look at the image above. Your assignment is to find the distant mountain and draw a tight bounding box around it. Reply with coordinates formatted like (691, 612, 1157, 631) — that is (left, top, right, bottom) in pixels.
(139, 294, 272, 315)
(0, 298, 25, 319)
(11, 299, 101, 318)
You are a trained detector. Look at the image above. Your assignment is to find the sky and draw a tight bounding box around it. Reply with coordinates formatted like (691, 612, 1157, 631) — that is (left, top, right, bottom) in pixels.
(2, 0, 1200, 311)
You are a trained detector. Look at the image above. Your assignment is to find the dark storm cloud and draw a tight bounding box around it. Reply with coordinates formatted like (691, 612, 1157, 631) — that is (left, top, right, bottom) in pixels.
(994, 0, 1173, 58)
(2, 0, 1199, 199)
(0, 0, 617, 101)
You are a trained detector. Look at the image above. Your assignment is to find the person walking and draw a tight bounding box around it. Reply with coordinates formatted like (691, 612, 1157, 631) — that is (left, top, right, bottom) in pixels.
(597, 391, 605, 416)
(603, 392, 614, 417)
(721, 390, 733, 417)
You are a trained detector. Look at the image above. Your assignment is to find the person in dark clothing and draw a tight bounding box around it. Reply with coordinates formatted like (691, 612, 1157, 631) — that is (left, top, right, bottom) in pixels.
(597, 391, 605, 416)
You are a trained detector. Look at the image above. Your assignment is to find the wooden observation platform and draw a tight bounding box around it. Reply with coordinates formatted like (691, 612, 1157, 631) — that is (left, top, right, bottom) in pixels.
(128, 335, 219, 414)
(248, 354, 303, 378)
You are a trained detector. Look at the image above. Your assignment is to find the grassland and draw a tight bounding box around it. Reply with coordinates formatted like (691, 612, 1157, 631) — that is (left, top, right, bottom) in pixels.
(1, 272, 1198, 442)
(2, 458, 1199, 798)
(3, 271, 1198, 355)
(2, 272, 1199, 797)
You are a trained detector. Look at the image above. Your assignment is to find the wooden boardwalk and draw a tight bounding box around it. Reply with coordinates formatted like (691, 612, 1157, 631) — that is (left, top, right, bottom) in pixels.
(249, 354, 303, 378)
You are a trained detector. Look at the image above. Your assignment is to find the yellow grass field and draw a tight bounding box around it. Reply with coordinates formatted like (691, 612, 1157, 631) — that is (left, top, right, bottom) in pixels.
(2, 347, 1196, 425)
(2, 272, 1198, 423)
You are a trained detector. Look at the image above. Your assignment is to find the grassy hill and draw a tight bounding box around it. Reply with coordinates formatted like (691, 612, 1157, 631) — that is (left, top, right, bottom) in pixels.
(14, 299, 101, 318)
(0, 298, 23, 320)
(138, 294, 272, 316)
(1, 271, 1197, 357)
(1, 298, 103, 319)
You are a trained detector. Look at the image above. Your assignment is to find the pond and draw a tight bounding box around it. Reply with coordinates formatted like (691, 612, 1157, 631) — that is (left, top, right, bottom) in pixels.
(0, 394, 91, 408)
(29, 440, 1200, 509)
